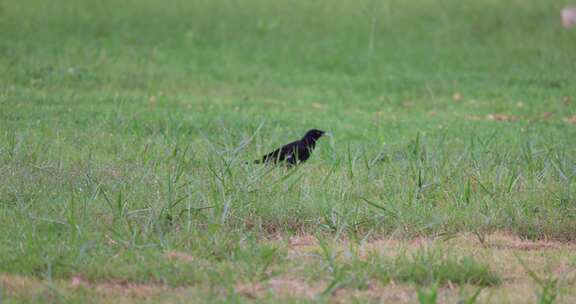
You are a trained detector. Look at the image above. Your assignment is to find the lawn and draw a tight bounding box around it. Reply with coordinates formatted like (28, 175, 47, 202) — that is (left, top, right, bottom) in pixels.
(1, 0, 576, 302)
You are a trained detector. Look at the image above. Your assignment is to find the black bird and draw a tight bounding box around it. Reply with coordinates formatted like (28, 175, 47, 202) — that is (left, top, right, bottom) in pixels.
(254, 129, 327, 166)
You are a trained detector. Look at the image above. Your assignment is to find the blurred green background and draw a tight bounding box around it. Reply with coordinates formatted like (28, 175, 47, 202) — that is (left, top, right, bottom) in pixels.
(0, 1, 575, 300)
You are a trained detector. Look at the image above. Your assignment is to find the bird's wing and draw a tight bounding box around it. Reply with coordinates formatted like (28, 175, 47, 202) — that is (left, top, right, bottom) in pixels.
(285, 150, 297, 164)
(297, 143, 311, 155)
(292, 142, 313, 163)
(263, 141, 299, 163)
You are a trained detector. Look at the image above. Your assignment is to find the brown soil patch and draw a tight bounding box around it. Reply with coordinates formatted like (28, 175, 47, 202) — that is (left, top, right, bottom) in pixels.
(0, 274, 179, 299)
(164, 250, 195, 262)
(288, 235, 318, 247)
(0, 274, 44, 293)
(286, 234, 321, 260)
(69, 276, 180, 297)
(460, 232, 576, 251)
(334, 282, 416, 303)
(3, 233, 576, 303)
(235, 277, 325, 299)
(563, 115, 576, 124)
(281, 232, 576, 260)
(486, 113, 518, 122)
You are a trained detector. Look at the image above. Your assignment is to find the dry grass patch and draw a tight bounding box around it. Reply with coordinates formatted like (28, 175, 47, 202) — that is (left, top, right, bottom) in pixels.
(164, 251, 195, 263)
(235, 277, 325, 299)
(2, 233, 576, 303)
(0, 273, 181, 301)
(272, 233, 576, 302)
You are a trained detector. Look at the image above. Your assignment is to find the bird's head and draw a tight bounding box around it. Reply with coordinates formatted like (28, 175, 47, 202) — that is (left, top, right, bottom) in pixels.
(303, 129, 327, 141)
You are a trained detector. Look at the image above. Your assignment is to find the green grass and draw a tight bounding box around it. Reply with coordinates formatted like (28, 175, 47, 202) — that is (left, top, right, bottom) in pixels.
(1, 0, 576, 302)
(315, 240, 500, 296)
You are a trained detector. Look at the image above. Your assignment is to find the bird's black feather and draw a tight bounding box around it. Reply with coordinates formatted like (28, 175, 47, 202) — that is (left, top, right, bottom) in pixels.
(254, 129, 326, 166)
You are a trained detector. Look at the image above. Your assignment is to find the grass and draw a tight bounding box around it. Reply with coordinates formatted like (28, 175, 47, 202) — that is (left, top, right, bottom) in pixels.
(1, 0, 576, 302)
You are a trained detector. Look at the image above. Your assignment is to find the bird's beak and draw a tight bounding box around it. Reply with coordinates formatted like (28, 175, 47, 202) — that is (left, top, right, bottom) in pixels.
(323, 132, 332, 138)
